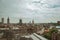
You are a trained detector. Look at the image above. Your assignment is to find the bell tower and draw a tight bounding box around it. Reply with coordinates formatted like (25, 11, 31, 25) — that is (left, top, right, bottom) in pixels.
(7, 17, 10, 24)
(1, 18, 4, 24)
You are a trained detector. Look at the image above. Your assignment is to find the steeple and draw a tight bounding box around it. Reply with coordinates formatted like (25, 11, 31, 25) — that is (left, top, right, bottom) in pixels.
(32, 19, 34, 24)
(7, 17, 10, 24)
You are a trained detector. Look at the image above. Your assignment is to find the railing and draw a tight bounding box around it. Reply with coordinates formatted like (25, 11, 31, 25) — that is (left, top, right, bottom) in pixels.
(33, 33, 48, 40)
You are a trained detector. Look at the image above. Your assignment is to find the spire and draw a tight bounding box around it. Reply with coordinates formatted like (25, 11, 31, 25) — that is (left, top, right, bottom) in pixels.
(7, 17, 10, 24)
(32, 19, 34, 24)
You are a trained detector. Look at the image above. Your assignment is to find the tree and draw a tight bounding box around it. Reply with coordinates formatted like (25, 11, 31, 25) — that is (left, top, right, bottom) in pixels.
(43, 28, 58, 40)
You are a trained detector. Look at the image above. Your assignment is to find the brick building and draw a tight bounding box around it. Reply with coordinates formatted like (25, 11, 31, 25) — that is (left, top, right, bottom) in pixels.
(51, 32, 60, 40)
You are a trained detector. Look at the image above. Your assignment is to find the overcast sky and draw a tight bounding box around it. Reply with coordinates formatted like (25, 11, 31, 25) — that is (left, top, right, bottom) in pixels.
(0, 0, 60, 23)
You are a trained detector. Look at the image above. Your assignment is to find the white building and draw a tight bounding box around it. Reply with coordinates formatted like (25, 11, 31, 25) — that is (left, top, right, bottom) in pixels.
(56, 26, 60, 31)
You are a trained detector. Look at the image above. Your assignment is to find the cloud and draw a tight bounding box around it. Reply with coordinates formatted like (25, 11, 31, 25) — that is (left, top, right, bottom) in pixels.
(0, 0, 60, 23)
(32, 0, 60, 8)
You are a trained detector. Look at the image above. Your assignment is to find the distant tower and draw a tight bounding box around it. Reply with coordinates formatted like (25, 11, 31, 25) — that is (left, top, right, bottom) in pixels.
(32, 20, 34, 24)
(7, 17, 10, 24)
(29, 21, 31, 24)
(1, 18, 4, 24)
(19, 19, 22, 25)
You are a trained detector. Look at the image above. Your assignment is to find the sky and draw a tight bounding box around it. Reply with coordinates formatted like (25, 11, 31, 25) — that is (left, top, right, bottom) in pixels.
(0, 0, 60, 23)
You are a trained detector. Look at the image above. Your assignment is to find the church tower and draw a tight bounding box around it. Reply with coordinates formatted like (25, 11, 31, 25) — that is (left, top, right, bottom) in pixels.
(1, 18, 4, 24)
(19, 19, 22, 25)
(32, 19, 34, 24)
(7, 17, 10, 24)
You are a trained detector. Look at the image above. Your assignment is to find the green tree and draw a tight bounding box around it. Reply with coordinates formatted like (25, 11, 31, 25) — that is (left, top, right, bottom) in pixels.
(43, 28, 58, 40)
